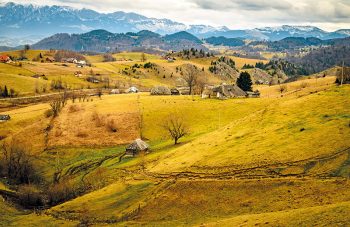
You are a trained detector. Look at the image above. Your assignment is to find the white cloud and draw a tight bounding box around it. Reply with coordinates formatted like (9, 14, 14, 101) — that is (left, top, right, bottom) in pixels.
(2, 0, 350, 31)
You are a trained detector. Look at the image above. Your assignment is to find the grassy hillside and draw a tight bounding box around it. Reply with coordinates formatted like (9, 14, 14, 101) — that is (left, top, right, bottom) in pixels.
(148, 85, 350, 174)
(0, 50, 279, 97)
(205, 201, 350, 227)
(0, 57, 349, 226)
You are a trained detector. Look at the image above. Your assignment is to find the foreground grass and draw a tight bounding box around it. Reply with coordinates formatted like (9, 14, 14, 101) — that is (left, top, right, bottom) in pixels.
(204, 201, 350, 227)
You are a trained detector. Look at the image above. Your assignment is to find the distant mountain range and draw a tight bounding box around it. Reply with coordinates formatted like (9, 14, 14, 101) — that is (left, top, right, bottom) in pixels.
(1, 2, 350, 46)
(32, 30, 207, 52)
(31, 28, 350, 54)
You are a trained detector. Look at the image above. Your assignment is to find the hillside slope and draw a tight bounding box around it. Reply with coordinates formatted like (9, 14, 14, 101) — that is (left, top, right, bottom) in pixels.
(148, 86, 350, 174)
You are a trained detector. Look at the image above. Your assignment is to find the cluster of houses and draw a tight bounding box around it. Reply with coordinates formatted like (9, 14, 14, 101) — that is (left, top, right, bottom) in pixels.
(110, 86, 139, 94)
(202, 84, 260, 99)
(62, 58, 87, 67)
(109, 83, 260, 98)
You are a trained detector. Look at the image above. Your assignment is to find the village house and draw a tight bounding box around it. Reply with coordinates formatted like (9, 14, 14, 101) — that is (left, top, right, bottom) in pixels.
(0, 55, 11, 63)
(0, 115, 11, 122)
(246, 91, 261, 98)
(110, 89, 120, 94)
(167, 57, 175, 63)
(127, 86, 139, 93)
(170, 88, 180, 95)
(202, 84, 246, 99)
(125, 139, 149, 157)
(77, 60, 87, 68)
(176, 87, 190, 95)
(62, 58, 78, 64)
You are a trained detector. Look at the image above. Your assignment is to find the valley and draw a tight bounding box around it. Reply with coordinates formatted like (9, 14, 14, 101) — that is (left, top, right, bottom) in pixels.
(0, 1, 350, 226)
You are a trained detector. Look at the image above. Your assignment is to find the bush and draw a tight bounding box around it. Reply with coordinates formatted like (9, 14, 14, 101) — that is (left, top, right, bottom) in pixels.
(47, 178, 81, 205)
(76, 130, 88, 138)
(44, 109, 54, 118)
(300, 81, 309, 89)
(106, 118, 117, 132)
(18, 184, 44, 208)
(91, 112, 105, 127)
(68, 105, 81, 113)
(278, 85, 288, 94)
(1, 140, 40, 184)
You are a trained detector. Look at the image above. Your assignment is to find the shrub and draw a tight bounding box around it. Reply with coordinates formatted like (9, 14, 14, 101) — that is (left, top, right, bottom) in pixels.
(91, 112, 104, 127)
(50, 99, 62, 117)
(300, 81, 309, 89)
(44, 109, 54, 118)
(1, 140, 40, 184)
(68, 105, 80, 113)
(47, 178, 81, 205)
(278, 84, 288, 94)
(18, 184, 44, 208)
(76, 130, 88, 138)
(106, 118, 117, 132)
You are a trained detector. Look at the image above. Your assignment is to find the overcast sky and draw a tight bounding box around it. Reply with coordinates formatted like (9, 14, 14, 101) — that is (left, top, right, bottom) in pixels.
(3, 0, 350, 31)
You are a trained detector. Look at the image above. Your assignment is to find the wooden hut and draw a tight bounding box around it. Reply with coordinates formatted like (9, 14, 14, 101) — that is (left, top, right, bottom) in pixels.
(125, 139, 149, 157)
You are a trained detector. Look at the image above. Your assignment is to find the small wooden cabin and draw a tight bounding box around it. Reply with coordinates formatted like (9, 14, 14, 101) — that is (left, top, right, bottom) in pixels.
(125, 139, 149, 157)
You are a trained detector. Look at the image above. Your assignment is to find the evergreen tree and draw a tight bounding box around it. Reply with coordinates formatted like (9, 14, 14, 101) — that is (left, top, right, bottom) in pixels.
(3, 85, 9, 97)
(237, 72, 253, 91)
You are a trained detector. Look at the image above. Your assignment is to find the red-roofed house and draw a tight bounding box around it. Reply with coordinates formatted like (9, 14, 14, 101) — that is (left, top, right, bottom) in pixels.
(0, 55, 10, 63)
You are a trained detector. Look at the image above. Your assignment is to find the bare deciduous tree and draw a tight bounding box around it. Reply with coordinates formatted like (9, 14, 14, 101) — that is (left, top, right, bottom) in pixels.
(162, 113, 188, 145)
(183, 64, 200, 95)
(97, 88, 103, 99)
(278, 84, 288, 94)
(195, 73, 208, 95)
(50, 99, 62, 117)
(140, 52, 147, 62)
(1, 140, 37, 184)
(61, 90, 69, 107)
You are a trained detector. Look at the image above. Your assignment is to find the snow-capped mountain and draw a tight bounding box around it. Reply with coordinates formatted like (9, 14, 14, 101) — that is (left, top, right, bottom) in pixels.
(254, 25, 347, 40)
(0, 2, 349, 46)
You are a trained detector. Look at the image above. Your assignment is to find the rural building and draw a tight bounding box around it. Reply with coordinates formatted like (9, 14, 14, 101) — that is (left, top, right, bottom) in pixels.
(202, 84, 246, 99)
(246, 91, 261, 98)
(125, 139, 149, 157)
(0, 115, 11, 122)
(110, 89, 120, 94)
(167, 57, 175, 63)
(0, 55, 11, 63)
(63, 58, 78, 63)
(171, 88, 180, 95)
(76, 60, 87, 67)
(127, 86, 139, 93)
(177, 87, 190, 95)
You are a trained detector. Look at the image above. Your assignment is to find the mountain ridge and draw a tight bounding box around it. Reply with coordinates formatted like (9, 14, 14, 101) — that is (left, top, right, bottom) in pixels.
(31, 30, 207, 52)
(1, 2, 349, 46)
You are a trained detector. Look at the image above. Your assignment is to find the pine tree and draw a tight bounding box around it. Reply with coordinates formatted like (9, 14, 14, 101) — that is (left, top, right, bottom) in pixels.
(237, 72, 253, 92)
(3, 85, 9, 97)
